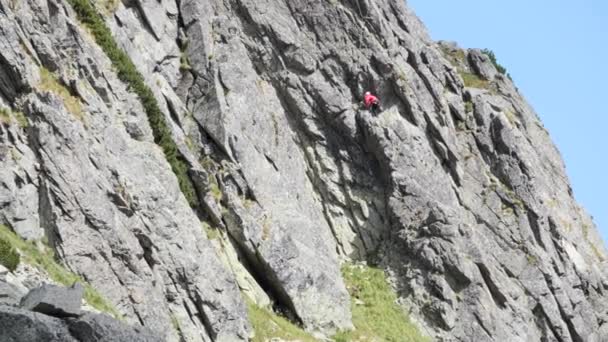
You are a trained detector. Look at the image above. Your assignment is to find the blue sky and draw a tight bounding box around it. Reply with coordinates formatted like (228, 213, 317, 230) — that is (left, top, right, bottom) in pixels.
(406, 0, 608, 244)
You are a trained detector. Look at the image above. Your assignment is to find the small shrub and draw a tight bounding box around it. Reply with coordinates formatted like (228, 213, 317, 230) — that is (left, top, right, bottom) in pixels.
(179, 53, 191, 71)
(481, 49, 510, 78)
(66, 0, 199, 207)
(0, 237, 20, 272)
(270, 112, 280, 146)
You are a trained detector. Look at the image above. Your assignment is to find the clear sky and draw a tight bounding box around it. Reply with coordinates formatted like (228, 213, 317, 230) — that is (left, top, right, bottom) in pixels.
(406, 0, 608, 244)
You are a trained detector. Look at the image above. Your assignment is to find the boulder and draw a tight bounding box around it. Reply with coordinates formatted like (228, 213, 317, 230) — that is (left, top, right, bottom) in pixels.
(20, 283, 83, 318)
(0, 304, 78, 342)
(68, 312, 162, 342)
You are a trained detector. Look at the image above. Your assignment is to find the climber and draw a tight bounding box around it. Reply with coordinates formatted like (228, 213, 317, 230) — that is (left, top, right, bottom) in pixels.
(364, 91, 381, 114)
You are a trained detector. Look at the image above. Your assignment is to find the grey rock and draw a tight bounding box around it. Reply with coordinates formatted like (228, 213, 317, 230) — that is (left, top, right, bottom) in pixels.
(0, 280, 24, 306)
(0, 304, 78, 342)
(0, 304, 164, 342)
(20, 283, 83, 318)
(468, 48, 498, 80)
(68, 312, 162, 342)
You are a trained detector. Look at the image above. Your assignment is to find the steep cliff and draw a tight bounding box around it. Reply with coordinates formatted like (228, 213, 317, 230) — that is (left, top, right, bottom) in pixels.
(0, 0, 606, 341)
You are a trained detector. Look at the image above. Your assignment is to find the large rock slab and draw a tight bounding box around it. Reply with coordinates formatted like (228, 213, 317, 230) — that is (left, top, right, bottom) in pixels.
(20, 283, 83, 318)
(0, 304, 163, 342)
(68, 312, 161, 342)
(0, 305, 78, 342)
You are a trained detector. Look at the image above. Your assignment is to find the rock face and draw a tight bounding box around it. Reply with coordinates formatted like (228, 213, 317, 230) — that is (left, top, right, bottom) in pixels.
(0, 0, 606, 341)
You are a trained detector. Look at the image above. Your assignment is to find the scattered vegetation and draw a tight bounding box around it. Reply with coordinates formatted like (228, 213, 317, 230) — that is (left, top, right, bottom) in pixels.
(202, 221, 220, 241)
(485, 172, 525, 212)
(526, 254, 538, 266)
(334, 263, 429, 342)
(590, 244, 604, 261)
(501, 204, 515, 216)
(440, 46, 466, 67)
(169, 313, 185, 340)
(179, 51, 192, 72)
(481, 49, 510, 79)
(208, 174, 222, 202)
(38, 67, 85, 121)
(464, 100, 474, 113)
(0, 108, 9, 123)
(0, 225, 120, 318)
(246, 299, 316, 342)
(582, 223, 605, 261)
(546, 198, 558, 209)
(178, 39, 192, 72)
(504, 109, 518, 126)
(98, 0, 120, 15)
(66, 0, 198, 207)
(396, 68, 408, 83)
(270, 111, 280, 146)
(0, 107, 28, 127)
(0, 235, 20, 272)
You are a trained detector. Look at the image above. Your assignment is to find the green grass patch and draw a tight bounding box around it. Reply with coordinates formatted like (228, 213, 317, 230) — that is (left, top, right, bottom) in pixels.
(460, 72, 489, 89)
(66, 0, 198, 207)
(38, 67, 85, 121)
(246, 299, 316, 342)
(0, 236, 20, 272)
(0, 225, 120, 318)
(334, 264, 428, 342)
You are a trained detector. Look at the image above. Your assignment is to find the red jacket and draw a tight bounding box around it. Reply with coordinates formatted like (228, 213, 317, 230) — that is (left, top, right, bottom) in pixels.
(364, 93, 379, 109)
